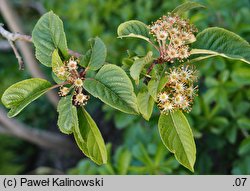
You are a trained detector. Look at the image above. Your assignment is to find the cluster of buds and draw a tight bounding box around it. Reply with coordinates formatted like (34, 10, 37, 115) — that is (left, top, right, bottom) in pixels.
(157, 65, 198, 113)
(57, 57, 89, 106)
(149, 13, 197, 62)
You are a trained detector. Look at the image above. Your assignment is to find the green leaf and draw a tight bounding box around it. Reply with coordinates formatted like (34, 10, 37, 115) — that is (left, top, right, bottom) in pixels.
(137, 87, 154, 120)
(73, 107, 107, 165)
(83, 64, 139, 114)
(115, 147, 132, 175)
(132, 143, 153, 166)
(148, 75, 168, 101)
(87, 37, 107, 70)
(79, 49, 92, 68)
(158, 111, 196, 172)
(231, 67, 250, 85)
(51, 49, 67, 80)
(238, 137, 250, 156)
(237, 118, 250, 130)
(32, 11, 68, 67)
(191, 27, 250, 64)
(1, 78, 52, 117)
(130, 51, 153, 84)
(51, 72, 64, 84)
(57, 95, 78, 134)
(117, 20, 151, 43)
(172, 1, 205, 15)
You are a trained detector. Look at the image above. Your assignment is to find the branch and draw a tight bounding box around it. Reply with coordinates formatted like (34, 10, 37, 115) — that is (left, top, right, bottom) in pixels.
(0, 40, 11, 51)
(0, 23, 32, 42)
(0, 24, 25, 69)
(0, 124, 11, 135)
(0, 24, 81, 58)
(0, 0, 59, 107)
(0, 107, 77, 154)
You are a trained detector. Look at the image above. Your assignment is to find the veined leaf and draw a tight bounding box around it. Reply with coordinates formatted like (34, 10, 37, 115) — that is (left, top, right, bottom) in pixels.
(1, 78, 52, 117)
(137, 87, 154, 121)
(51, 72, 65, 84)
(158, 111, 196, 172)
(73, 107, 107, 165)
(117, 20, 151, 42)
(83, 64, 139, 114)
(191, 27, 250, 64)
(79, 49, 92, 68)
(130, 51, 153, 84)
(88, 37, 107, 70)
(32, 11, 68, 67)
(57, 95, 78, 134)
(52, 49, 67, 80)
(172, 2, 205, 15)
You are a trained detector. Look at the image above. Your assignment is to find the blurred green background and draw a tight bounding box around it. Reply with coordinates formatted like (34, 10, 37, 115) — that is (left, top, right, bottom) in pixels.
(0, 0, 250, 175)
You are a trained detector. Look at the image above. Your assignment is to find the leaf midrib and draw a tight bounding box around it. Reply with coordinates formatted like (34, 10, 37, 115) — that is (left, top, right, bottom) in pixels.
(83, 108, 106, 163)
(9, 87, 50, 117)
(85, 78, 137, 114)
(169, 112, 193, 167)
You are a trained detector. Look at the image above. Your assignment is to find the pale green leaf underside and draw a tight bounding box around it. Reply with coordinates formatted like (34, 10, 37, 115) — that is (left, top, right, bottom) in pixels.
(73, 107, 107, 165)
(137, 88, 154, 121)
(117, 20, 151, 42)
(130, 51, 153, 84)
(172, 1, 205, 15)
(57, 95, 78, 134)
(52, 49, 67, 80)
(191, 27, 250, 64)
(83, 64, 139, 115)
(1, 78, 51, 117)
(88, 37, 107, 70)
(158, 111, 196, 172)
(32, 11, 68, 67)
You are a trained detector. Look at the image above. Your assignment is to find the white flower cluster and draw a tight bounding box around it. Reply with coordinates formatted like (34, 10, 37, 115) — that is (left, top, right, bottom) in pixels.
(149, 14, 197, 62)
(57, 57, 89, 106)
(157, 65, 198, 113)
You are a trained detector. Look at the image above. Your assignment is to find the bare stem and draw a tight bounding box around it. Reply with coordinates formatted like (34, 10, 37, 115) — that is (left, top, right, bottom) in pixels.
(0, 23, 32, 42)
(0, 24, 82, 60)
(0, 107, 77, 154)
(0, 0, 59, 107)
(49, 81, 70, 90)
(146, 59, 158, 75)
(79, 67, 89, 77)
(8, 40, 24, 70)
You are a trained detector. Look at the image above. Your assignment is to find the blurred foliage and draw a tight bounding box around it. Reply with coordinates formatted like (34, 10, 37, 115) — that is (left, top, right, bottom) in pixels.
(0, 0, 250, 174)
(0, 135, 28, 174)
